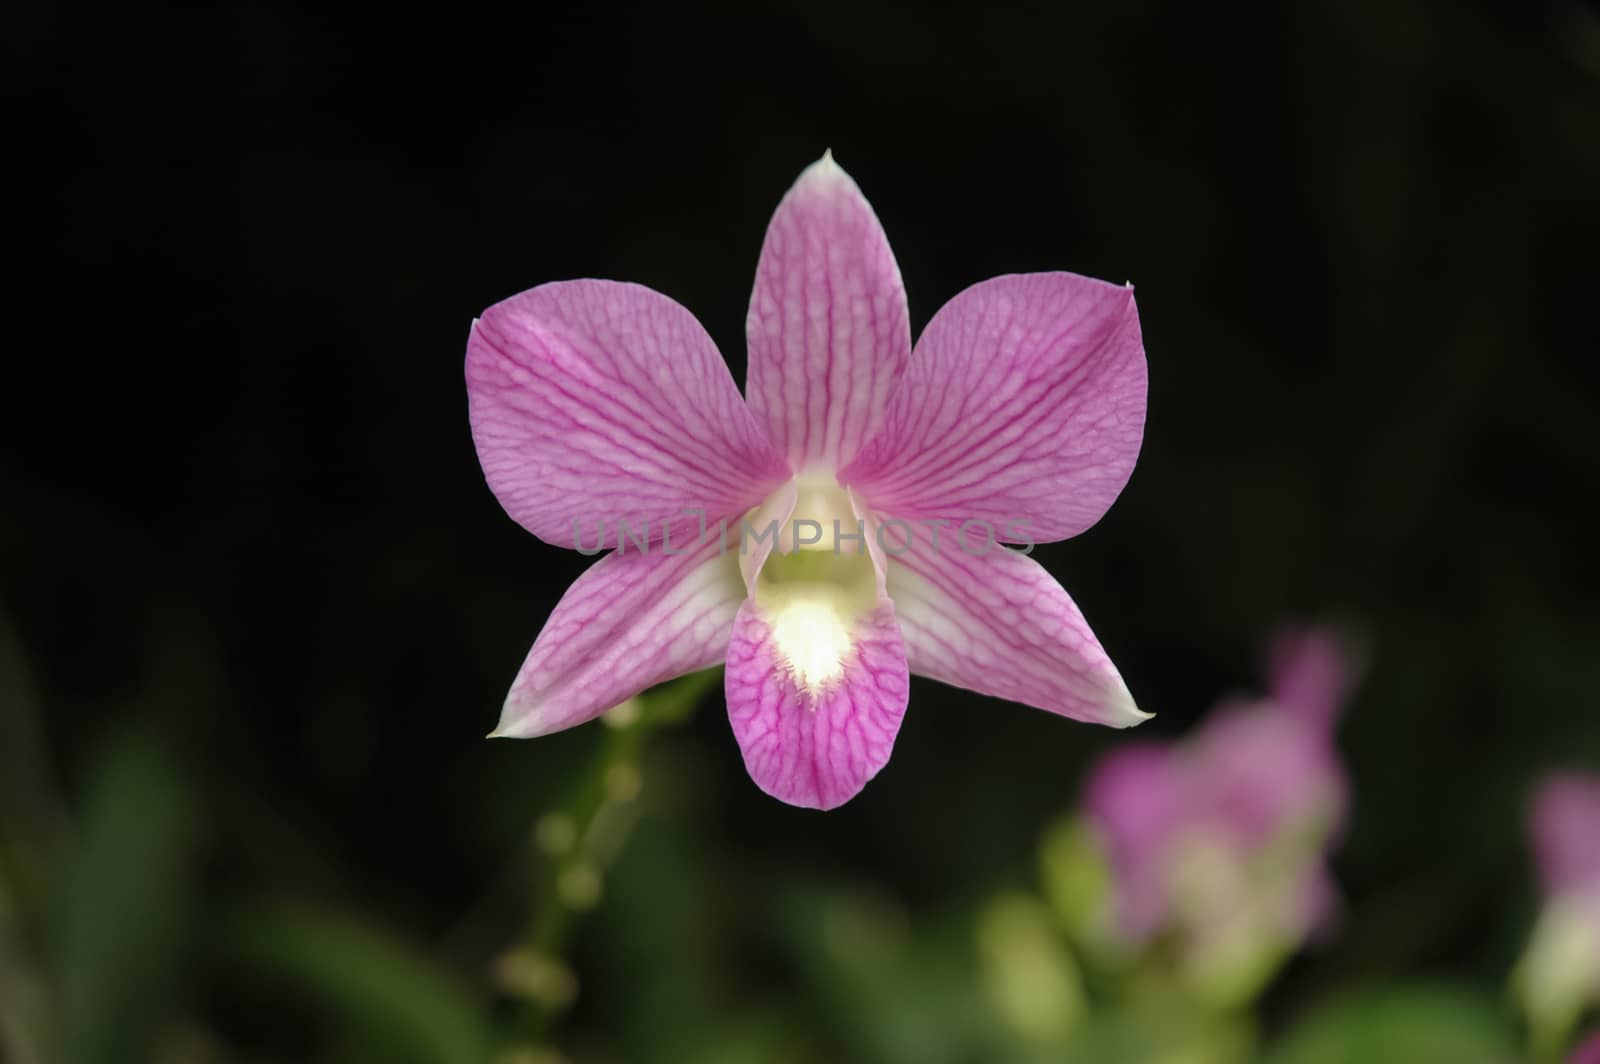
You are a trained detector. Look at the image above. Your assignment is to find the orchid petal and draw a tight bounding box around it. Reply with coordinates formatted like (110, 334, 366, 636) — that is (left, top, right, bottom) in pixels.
(1081, 743, 1184, 940)
(848, 487, 890, 599)
(841, 273, 1146, 544)
(738, 480, 797, 595)
(745, 154, 911, 473)
(1571, 1031, 1600, 1064)
(1266, 626, 1352, 730)
(885, 537, 1147, 727)
(468, 280, 790, 549)
(1532, 773, 1600, 897)
(1187, 704, 1348, 847)
(725, 597, 909, 810)
(491, 534, 741, 738)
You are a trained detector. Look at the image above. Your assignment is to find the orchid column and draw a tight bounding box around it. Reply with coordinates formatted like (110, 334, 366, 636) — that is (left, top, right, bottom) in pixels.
(468, 153, 1150, 809)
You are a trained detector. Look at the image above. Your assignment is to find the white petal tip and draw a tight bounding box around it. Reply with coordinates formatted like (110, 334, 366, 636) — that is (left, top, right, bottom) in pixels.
(1118, 707, 1156, 728)
(1102, 682, 1153, 728)
(804, 149, 848, 185)
(487, 711, 535, 739)
(1113, 700, 1152, 726)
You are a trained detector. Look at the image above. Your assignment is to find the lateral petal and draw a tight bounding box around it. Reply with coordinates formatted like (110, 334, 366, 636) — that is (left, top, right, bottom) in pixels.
(468, 280, 790, 549)
(842, 273, 1146, 544)
(886, 537, 1147, 727)
(492, 534, 742, 738)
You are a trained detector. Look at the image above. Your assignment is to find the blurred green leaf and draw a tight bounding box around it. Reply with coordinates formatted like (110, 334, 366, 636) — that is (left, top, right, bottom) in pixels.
(53, 733, 197, 1064)
(1261, 984, 1515, 1064)
(637, 666, 722, 727)
(976, 890, 1085, 1043)
(226, 901, 491, 1064)
(1057, 995, 1255, 1064)
(776, 884, 1001, 1064)
(1040, 817, 1118, 957)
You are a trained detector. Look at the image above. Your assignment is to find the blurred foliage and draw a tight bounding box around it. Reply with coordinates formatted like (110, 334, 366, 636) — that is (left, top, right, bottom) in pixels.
(1261, 985, 1515, 1064)
(5, 0, 1599, 1060)
(52, 737, 198, 1064)
(225, 902, 491, 1064)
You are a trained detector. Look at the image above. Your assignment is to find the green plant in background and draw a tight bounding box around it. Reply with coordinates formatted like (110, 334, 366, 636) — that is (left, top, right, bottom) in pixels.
(2, 622, 1598, 1062)
(961, 627, 1534, 1063)
(1055, 630, 1353, 1012)
(491, 668, 719, 1053)
(0, 658, 715, 1064)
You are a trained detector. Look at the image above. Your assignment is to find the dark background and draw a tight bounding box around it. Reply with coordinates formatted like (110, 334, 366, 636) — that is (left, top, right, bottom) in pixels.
(5, 0, 1599, 1059)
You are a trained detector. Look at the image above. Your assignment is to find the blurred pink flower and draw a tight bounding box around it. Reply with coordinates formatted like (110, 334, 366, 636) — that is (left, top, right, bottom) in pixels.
(467, 153, 1150, 809)
(1077, 627, 1353, 999)
(1534, 774, 1600, 902)
(1573, 1032, 1600, 1064)
(1516, 772, 1600, 1050)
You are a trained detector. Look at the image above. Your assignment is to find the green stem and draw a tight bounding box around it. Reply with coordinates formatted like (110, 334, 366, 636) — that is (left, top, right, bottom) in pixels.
(500, 668, 720, 1047)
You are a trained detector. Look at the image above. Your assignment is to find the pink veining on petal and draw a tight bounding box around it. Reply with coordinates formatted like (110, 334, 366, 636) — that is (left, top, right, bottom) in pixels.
(745, 154, 912, 473)
(1532, 772, 1600, 898)
(468, 158, 1158, 814)
(841, 272, 1146, 545)
(493, 533, 743, 738)
(883, 527, 1145, 727)
(468, 280, 790, 549)
(724, 598, 909, 810)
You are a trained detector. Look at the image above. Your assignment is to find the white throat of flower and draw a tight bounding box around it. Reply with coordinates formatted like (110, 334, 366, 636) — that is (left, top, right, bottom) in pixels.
(754, 477, 878, 695)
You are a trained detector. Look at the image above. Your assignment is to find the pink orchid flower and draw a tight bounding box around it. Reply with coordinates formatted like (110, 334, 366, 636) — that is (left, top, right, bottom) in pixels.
(1078, 628, 1352, 996)
(466, 153, 1149, 809)
(1516, 772, 1600, 1048)
(1533, 774, 1600, 905)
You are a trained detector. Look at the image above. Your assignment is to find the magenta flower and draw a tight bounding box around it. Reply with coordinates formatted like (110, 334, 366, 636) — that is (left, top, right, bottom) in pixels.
(1533, 774, 1600, 902)
(1572, 1031, 1600, 1064)
(1515, 772, 1600, 1049)
(466, 153, 1148, 809)
(1076, 628, 1352, 998)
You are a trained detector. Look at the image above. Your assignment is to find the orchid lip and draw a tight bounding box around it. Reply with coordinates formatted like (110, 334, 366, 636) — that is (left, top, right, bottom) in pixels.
(767, 597, 854, 692)
(754, 545, 878, 697)
(745, 474, 881, 696)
